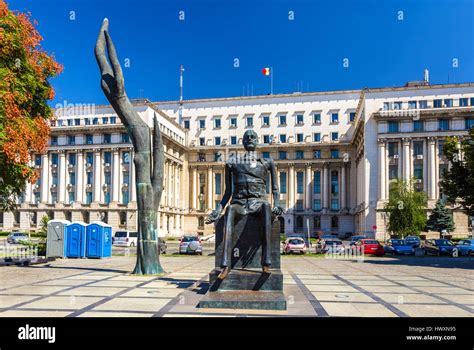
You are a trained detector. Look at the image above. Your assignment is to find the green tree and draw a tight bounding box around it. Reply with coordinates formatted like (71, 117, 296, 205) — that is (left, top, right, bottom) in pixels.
(384, 179, 427, 237)
(37, 214, 49, 244)
(0, 1, 62, 210)
(440, 128, 474, 218)
(426, 199, 455, 236)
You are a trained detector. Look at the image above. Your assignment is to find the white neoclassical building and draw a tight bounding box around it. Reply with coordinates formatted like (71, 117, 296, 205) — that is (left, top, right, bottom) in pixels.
(1, 80, 473, 239)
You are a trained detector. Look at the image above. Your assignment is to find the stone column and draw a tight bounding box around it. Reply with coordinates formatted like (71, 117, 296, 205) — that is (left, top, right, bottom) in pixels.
(76, 150, 84, 203)
(130, 150, 136, 202)
(305, 163, 312, 210)
(175, 165, 180, 208)
(428, 138, 437, 200)
(112, 148, 120, 203)
(322, 163, 329, 209)
(288, 164, 295, 210)
(402, 138, 411, 181)
(192, 167, 198, 209)
(58, 151, 66, 203)
(341, 164, 346, 209)
(207, 166, 213, 210)
(378, 139, 386, 200)
(93, 149, 101, 203)
(40, 153, 49, 203)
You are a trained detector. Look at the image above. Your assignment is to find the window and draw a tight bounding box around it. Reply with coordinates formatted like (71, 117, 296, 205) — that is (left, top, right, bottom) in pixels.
(438, 119, 449, 131)
(331, 216, 339, 228)
(279, 115, 286, 125)
(74, 118, 81, 126)
(110, 116, 116, 124)
(313, 215, 321, 228)
(230, 136, 237, 145)
(414, 164, 423, 180)
(296, 215, 304, 227)
(34, 154, 41, 166)
(279, 151, 287, 160)
(296, 201, 304, 212)
(388, 121, 400, 133)
(103, 134, 111, 144)
(263, 135, 271, 144)
(296, 114, 304, 125)
(215, 173, 221, 195)
(51, 153, 59, 165)
(214, 137, 221, 146)
(393, 101, 402, 110)
(184, 120, 190, 129)
(86, 152, 93, 165)
(230, 117, 237, 128)
(297, 172, 306, 194)
(122, 151, 130, 164)
(330, 149, 339, 159)
(389, 164, 398, 180)
(86, 134, 93, 145)
(465, 118, 474, 130)
(349, 112, 356, 122)
(85, 192, 92, 204)
(313, 171, 321, 193)
(279, 134, 286, 143)
(69, 172, 76, 186)
(313, 199, 322, 211)
(67, 119, 73, 126)
(262, 152, 270, 159)
(313, 133, 321, 142)
(419, 100, 428, 109)
(199, 137, 205, 146)
(471, 97, 474, 106)
(331, 113, 339, 123)
(85, 118, 91, 125)
(121, 133, 130, 143)
(214, 152, 222, 162)
(296, 133, 304, 142)
(313, 113, 321, 124)
(51, 136, 58, 146)
(313, 150, 321, 159)
(214, 118, 221, 129)
(92, 117, 98, 125)
(199, 119, 206, 129)
(413, 141, 423, 156)
(413, 120, 424, 132)
(433, 99, 442, 108)
(459, 98, 468, 107)
(68, 135, 75, 145)
(246, 116, 253, 127)
(331, 132, 339, 141)
(296, 150, 304, 160)
(388, 142, 398, 157)
(438, 141, 446, 157)
(331, 171, 339, 194)
(331, 199, 339, 211)
(103, 151, 112, 165)
(408, 101, 417, 109)
(262, 115, 270, 126)
(444, 99, 453, 107)
(383, 102, 390, 110)
(68, 153, 76, 166)
(279, 172, 287, 193)
(68, 192, 75, 204)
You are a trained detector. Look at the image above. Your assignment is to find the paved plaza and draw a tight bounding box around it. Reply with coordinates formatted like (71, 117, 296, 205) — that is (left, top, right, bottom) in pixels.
(0, 255, 472, 317)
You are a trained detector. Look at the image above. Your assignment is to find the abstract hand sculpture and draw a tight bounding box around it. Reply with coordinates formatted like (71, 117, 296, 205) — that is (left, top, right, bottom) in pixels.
(205, 130, 284, 280)
(95, 19, 164, 275)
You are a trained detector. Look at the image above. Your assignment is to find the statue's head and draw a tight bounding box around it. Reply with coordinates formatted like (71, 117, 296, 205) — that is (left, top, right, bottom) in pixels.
(243, 130, 258, 152)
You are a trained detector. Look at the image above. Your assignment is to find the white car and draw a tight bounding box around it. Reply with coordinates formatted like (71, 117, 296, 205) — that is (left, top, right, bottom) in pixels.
(113, 231, 138, 247)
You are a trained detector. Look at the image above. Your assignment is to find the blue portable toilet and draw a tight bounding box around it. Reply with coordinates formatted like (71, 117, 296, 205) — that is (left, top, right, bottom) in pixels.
(46, 219, 70, 258)
(86, 222, 112, 258)
(65, 222, 87, 258)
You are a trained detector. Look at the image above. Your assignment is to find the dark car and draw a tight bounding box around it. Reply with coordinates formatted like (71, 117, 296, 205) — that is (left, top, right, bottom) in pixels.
(384, 239, 414, 255)
(424, 239, 456, 256)
(405, 236, 421, 248)
(349, 235, 366, 246)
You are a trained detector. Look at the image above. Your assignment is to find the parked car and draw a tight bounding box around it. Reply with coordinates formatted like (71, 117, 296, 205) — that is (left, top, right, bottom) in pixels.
(179, 235, 203, 255)
(200, 234, 215, 243)
(282, 237, 307, 254)
(384, 239, 414, 255)
(7, 232, 29, 244)
(323, 239, 345, 254)
(113, 231, 138, 247)
(455, 239, 474, 256)
(159, 238, 167, 254)
(353, 239, 385, 256)
(349, 235, 366, 246)
(424, 239, 456, 256)
(405, 236, 421, 248)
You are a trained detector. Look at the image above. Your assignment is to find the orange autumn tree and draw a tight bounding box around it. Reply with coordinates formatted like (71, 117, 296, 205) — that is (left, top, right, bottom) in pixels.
(0, 0, 62, 210)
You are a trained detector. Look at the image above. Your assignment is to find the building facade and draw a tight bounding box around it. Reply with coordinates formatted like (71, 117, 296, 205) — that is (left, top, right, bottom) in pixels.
(1, 82, 473, 239)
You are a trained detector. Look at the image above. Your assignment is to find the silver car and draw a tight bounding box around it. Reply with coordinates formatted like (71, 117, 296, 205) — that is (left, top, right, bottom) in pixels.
(7, 232, 29, 244)
(178, 236, 203, 255)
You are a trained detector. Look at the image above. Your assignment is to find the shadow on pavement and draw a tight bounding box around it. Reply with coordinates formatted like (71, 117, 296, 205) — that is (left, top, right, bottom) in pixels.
(351, 256, 474, 270)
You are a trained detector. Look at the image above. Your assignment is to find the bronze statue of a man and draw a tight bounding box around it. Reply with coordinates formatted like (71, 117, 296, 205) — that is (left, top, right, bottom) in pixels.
(205, 130, 284, 280)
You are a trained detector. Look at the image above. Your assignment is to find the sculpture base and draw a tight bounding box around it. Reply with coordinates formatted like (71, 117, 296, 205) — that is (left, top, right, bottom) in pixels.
(209, 268, 283, 292)
(199, 290, 287, 311)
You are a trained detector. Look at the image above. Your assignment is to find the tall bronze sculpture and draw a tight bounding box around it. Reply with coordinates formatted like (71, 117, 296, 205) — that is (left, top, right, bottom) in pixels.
(206, 130, 284, 279)
(94, 19, 164, 275)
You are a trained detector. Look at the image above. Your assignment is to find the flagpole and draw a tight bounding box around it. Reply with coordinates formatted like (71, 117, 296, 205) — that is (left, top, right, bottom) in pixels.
(270, 66, 273, 95)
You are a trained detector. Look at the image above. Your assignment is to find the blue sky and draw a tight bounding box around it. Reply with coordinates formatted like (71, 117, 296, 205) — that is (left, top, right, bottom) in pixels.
(6, 0, 474, 105)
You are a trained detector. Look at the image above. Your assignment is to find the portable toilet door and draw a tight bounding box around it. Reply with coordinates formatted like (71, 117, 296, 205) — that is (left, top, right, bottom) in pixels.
(46, 220, 70, 258)
(66, 222, 86, 258)
(86, 222, 112, 258)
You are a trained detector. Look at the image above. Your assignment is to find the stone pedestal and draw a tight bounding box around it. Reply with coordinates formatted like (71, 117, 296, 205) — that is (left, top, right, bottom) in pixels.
(199, 215, 286, 310)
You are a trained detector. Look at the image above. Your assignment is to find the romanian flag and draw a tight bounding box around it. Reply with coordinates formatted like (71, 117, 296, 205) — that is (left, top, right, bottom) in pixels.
(262, 67, 271, 76)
